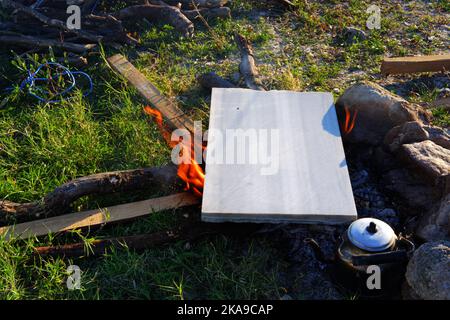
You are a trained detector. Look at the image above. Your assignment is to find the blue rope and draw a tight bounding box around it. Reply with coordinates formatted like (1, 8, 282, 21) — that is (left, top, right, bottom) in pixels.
(17, 62, 93, 103)
(31, 0, 45, 9)
(90, 0, 101, 14)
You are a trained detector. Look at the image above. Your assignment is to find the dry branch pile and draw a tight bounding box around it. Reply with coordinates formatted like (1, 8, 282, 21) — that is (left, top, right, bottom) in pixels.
(0, 0, 231, 60)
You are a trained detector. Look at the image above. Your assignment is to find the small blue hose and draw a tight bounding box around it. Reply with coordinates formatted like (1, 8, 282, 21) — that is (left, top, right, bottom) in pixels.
(17, 62, 93, 104)
(31, 0, 45, 9)
(90, 0, 101, 14)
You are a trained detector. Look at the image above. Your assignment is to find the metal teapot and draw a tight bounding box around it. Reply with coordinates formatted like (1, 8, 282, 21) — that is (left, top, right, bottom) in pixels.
(333, 218, 415, 298)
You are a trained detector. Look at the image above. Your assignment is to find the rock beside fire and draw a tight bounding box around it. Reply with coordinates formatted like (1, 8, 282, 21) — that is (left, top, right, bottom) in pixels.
(416, 194, 450, 242)
(384, 121, 429, 153)
(382, 168, 439, 209)
(405, 241, 450, 300)
(336, 81, 427, 145)
(423, 125, 450, 150)
(384, 121, 450, 152)
(399, 140, 450, 187)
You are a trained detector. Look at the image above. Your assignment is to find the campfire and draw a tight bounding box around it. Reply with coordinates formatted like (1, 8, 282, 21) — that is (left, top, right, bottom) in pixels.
(144, 105, 205, 197)
(341, 106, 358, 136)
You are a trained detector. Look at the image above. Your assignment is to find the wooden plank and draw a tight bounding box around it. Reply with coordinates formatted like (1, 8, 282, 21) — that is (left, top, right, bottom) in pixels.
(202, 89, 357, 224)
(107, 54, 195, 133)
(0, 193, 199, 240)
(381, 55, 450, 76)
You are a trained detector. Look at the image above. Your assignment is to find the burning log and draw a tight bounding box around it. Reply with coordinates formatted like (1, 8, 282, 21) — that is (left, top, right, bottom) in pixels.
(0, 165, 180, 224)
(142, 105, 205, 197)
(0, 192, 199, 241)
(235, 33, 265, 91)
(108, 54, 206, 198)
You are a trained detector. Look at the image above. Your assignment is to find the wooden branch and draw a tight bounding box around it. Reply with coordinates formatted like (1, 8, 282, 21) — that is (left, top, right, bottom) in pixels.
(83, 14, 139, 45)
(235, 33, 265, 91)
(381, 55, 450, 76)
(57, 53, 88, 67)
(113, 4, 194, 38)
(183, 6, 231, 20)
(33, 222, 261, 257)
(0, 0, 103, 43)
(197, 72, 237, 90)
(163, 0, 228, 9)
(33, 224, 214, 257)
(0, 34, 96, 53)
(0, 192, 199, 240)
(0, 165, 179, 224)
(107, 54, 196, 134)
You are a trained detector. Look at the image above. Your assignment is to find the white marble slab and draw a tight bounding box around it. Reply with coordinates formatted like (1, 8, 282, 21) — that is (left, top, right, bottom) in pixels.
(201, 88, 357, 224)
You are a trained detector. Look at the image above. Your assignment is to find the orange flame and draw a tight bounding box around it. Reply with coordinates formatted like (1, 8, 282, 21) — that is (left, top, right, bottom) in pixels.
(143, 106, 174, 147)
(144, 106, 205, 197)
(342, 106, 358, 135)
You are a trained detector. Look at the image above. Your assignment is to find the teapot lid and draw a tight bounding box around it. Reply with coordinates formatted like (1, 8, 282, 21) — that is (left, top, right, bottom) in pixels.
(347, 218, 397, 252)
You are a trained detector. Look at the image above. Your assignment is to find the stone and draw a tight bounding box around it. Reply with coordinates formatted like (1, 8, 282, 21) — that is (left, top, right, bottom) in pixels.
(336, 81, 423, 146)
(401, 281, 422, 300)
(405, 241, 450, 300)
(382, 168, 439, 209)
(384, 122, 450, 152)
(423, 125, 450, 150)
(342, 27, 367, 45)
(400, 140, 450, 187)
(384, 121, 429, 153)
(416, 194, 450, 242)
(373, 146, 400, 173)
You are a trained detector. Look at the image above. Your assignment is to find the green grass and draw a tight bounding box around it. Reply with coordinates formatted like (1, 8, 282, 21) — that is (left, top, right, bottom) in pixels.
(0, 0, 448, 299)
(431, 107, 450, 128)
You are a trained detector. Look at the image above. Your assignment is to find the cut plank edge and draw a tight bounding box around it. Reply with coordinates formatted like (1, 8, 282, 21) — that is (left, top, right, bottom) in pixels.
(0, 192, 199, 241)
(381, 54, 450, 75)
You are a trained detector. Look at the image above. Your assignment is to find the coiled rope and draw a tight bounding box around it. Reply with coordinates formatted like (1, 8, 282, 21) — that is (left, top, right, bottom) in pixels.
(18, 62, 93, 103)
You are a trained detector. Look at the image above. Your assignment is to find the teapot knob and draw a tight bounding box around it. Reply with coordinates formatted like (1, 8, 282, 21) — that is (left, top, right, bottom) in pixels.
(366, 221, 378, 234)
